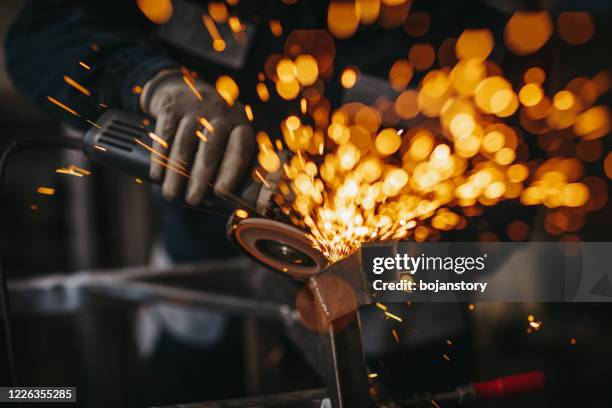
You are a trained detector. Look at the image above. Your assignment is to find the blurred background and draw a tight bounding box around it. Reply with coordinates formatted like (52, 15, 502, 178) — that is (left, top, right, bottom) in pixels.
(0, 1, 153, 276)
(1, 0, 611, 407)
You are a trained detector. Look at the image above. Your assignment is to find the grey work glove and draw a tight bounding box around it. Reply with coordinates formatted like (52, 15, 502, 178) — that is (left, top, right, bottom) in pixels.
(140, 69, 255, 206)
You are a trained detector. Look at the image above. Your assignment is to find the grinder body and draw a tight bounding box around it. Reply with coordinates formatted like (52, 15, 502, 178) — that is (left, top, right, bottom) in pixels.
(83, 110, 261, 212)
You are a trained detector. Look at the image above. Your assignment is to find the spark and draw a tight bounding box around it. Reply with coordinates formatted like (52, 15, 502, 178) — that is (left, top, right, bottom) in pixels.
(37, 187, 55, 196)
(368, 373, 378, 379)
(256, 82, 270, 102)
(209, 182, 256, 211)
(247, 19, 604, 263)
(245, 104, 254, 121)
(228, 16, 244, 33)
(228, 16, 247, 44)
(70, 165, 90, 175)
(375, 302, 388, 311)
(182, 74, 203, 101)
(235, 209, 249, 218)
(216, 75, 239, 105)
(135, 178, 143, 184)
(431, 399, 441, 408)
(254, 169, 271, 188)
(149, 132, 168, 149)
(196, 130, 208, 142)
(64, 75, 91, 96)
(134, 138, 187, 171)
(384, 311, 403, 322)
(56, 168, 83, 177)
(528, 321, 542, 331)
(56, 165, 90, 178)
(202, 14, 226, 52)
(442, 354, 451, 362)
(391, 329, 400, 343)
(68, 164, 91, 176)
(198, 116, 215, 133)
(78, 61, 90, 70)
(151, 156, 190, 179)
(86, 120, 101, 128)
(526, 315, 542, 334)
(340, 67, 358, 88)
(47, 96, 79, 116)
(269, 20, 283, 37)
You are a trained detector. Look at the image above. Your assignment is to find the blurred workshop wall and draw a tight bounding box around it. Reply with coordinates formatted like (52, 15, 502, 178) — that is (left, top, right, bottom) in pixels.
(0, 0, 69, 277)
(1, 2, 153, 400)
(0, 0, 153, 278)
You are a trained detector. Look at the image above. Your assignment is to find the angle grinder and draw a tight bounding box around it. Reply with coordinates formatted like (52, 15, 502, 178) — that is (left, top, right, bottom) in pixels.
(83, 110, 328, 278)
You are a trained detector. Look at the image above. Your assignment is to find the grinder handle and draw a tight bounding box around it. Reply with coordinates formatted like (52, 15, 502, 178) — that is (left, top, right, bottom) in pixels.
(83, 110, 260, 212)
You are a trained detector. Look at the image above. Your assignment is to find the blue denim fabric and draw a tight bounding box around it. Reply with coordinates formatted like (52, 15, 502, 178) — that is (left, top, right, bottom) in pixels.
(152, 187, 239, 346)
(154, 187, 239, 263)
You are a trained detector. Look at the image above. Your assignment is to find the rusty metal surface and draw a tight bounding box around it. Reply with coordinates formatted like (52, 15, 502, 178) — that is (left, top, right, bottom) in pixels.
(307, 244, 400, 321)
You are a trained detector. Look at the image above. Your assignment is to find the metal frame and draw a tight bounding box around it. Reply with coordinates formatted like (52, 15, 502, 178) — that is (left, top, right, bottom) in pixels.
(8, 249, 381, 408)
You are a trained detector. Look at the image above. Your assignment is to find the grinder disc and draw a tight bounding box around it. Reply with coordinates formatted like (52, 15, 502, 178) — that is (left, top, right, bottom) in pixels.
(230, 218, 328, 279)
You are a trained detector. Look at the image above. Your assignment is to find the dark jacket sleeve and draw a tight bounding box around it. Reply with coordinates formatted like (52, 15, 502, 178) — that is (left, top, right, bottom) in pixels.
(4, 0, 179, 129)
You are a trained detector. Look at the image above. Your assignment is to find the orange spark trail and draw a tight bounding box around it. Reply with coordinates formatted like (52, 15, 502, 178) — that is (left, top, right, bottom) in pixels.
(254, 169, 270, 189)
(182, 75, 203, 101)
(202, 14, 226, 51)
(198, 116, 215, 133)
(149, 132, 168, 149)
(37, 187, 55, 195)
(56, 168, 83, 177)
(70, 164, 91, 175)
(384, 311, 403, 322)
(245, 104, 254, 121)
(47, 96, 79, 116)
(86, 120, 101, 128)
(151, 156, 190, 179)
(391, 329, 400, 343)
(134, 138, 187, 171)
(64, 75, 91, 96)
(195, 130, 208, 142)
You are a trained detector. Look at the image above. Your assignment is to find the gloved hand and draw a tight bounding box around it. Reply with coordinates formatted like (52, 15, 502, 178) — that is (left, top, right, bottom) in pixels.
(140, 69, 255, 206)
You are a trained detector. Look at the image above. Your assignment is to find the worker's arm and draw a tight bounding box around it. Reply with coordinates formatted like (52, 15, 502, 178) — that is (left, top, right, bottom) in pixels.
(4, 0, 179, 129)
(5, 0, 255, 203)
